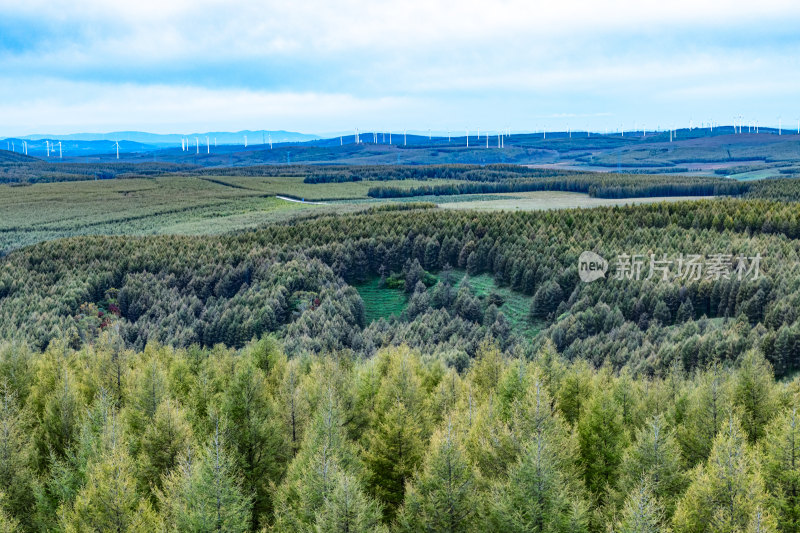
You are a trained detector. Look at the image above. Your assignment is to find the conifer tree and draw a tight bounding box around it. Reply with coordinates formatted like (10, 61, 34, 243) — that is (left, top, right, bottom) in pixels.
(618, 415, 687, 519)
(396, 421, 483, 533)
(733, 350, 778, 443)
(616, 480, 670, 533)
(158, 422, 252, 533)
(578, 388, 628, 498)
(137, 398, 192, 495)
(761, 407, 800, 532)
(62, 413, 160, 532)
(0, 385, 35, 530)
(673, 416, 774, 532)
(315, 471, 388, 533)
(221, 360, 287, 529)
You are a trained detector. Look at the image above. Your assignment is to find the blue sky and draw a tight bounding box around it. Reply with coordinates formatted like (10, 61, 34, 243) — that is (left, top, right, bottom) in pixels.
(1, 0, 800, 136)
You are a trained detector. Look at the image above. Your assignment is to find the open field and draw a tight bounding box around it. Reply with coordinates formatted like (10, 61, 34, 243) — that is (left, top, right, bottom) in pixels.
(0, 175, 466, 251)
(437, 190, 717, 211)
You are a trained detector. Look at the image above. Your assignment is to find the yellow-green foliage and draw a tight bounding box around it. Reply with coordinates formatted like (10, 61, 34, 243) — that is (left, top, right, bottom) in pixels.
(0, 337, 798, 532)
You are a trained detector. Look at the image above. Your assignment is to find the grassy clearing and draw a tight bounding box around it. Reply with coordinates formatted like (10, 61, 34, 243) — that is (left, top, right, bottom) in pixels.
(355, 269, 541, 337)
(450, 271, 541, 336)
(437, 191, 717, 211)
(354, 278, 409, 323)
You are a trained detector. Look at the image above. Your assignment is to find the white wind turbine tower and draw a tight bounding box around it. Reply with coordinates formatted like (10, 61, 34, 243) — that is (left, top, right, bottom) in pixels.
(195, 137, 199, 154)
(465, 129, 469, 148)
(115, 141, 120, 160)
(404, 129, 407, 146)
(58, 141, 62, 159)
(46, 140, 50, 157)
(779, 117, 782, 135)
(244, 135, 248, 148)
(214, 138, 217, 148)
(269, 134, 272, 149)
(181, 138, 185, 151)
(206, 137, 210, 154)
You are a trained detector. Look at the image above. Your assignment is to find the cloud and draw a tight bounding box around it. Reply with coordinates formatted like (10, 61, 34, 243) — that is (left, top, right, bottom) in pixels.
(1, 0, 799, 134)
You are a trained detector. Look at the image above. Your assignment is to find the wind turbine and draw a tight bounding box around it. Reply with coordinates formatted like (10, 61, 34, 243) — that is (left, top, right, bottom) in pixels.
(244, 135, 248, 147)
(214, 137, 217, 147)
(206, 136, 210, 154)
(465, 129, 468, 148)
(58, 141, 62, 159)
(115, 141, 120, 160)
(269, 134, 273, 149)
(195, 137, 199, 154)
(779, 117, 782, 135)
(46, 140, 50, 157)
(404, 129, 407, 146)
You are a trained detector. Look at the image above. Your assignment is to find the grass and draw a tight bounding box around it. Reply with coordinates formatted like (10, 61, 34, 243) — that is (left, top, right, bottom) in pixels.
(0, 175, 463, 252)
(450, 270, 541, 336)
(354, 278, 409, 323)
(196, 175, 465, 200)
(437, 191, 717, 211)
(354, 269, 542, 338)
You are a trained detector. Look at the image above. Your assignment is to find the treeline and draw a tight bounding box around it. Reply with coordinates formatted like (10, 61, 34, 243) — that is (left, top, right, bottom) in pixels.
(0, 337, 797, 532)
(746, 177, 800, 201)
(184, 163, 575, 183)
(368, 175, 749, 199)
(0, 160, 199, 184)
(5, 200, 800, 376)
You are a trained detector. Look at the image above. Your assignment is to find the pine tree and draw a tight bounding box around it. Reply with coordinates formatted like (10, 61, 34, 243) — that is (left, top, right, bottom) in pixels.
(221, 361, 287, 529)
(490, 380, 588, 533)
(0, 493, 19, 533)
(0, 385, 35, 530)
(733, 350, 778, 443)
(363, 400, 424, 520)
(673, 416, 774, 532)
(677, 365, 733, 466)
(62, 413, 160, 532)
(396, 422, 483, 533)
(577, 388, 628, 498)
(315, 471, 388, 533)
(616, 480, 670, 533)
(762, 407, 800, 532)
(619, 415, 687, 519)
(158, 422, 252, 533)
(272, 389, 364, 532)
(137, 398, 192, 495)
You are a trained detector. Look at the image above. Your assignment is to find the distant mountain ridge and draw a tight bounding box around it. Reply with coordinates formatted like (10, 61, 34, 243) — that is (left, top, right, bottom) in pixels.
(6, 130, 320, 145)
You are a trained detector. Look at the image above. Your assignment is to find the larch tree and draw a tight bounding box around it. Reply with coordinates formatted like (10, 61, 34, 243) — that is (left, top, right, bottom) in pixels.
(761, 407, 800, 532)
(396, 421, 483, 533)
(618, 415, 687, 519)
(157, 422, 252, 533)
(673, 416, 775, 532)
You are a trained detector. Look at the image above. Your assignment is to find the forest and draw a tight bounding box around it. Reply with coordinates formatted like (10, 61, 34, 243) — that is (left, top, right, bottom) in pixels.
(4, 163, 800, 530)
(0, 333, 796, 532)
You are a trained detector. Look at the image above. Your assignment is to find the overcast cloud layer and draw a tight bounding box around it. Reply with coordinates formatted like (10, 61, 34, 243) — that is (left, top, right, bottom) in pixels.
(1, 0, 800, 136)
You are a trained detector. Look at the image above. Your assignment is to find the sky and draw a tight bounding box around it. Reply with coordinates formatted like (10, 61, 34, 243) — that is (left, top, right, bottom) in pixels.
(1, 0, 800, 137)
